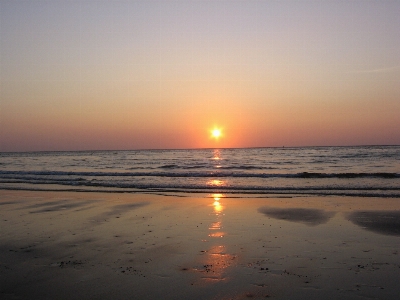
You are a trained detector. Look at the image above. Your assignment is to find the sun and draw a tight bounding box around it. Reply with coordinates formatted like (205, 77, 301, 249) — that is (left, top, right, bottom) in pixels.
(211, 128, 222, 139)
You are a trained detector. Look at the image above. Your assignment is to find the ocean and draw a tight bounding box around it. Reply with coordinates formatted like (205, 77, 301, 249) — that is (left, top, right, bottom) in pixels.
(0, 146, 399, 197)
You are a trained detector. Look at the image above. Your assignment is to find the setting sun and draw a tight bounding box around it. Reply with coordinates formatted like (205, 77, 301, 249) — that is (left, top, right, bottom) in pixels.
(211, 128, 222, 139)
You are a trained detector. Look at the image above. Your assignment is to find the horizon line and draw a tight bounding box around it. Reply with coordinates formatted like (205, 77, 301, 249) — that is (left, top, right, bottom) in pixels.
(1, 144, 399, 154)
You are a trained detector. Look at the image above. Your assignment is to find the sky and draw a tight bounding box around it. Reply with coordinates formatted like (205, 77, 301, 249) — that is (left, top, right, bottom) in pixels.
(1, 0, 399, 151)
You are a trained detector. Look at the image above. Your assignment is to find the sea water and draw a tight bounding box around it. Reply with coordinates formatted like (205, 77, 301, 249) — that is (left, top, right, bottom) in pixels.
(0, 146, 399, 197)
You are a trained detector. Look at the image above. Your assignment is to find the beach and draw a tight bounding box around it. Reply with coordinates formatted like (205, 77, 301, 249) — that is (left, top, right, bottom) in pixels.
(1, 190, 399, 299)
(2, 1, 400, 298)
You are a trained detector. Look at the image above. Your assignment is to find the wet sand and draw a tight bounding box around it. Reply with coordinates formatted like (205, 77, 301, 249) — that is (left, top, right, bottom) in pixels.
(1, 190, 399, 299)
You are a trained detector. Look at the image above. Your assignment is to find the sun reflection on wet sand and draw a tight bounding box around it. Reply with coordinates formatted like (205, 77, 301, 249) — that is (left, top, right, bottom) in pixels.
(212, 194, 224, 214)
(192, 193, 237, 282)
(213, 193, 223, 201)
(209, 194, 225, 237)
(209, 221, 222, 230)
(197, 245, 236, 282)
(208, 194, 225, 238)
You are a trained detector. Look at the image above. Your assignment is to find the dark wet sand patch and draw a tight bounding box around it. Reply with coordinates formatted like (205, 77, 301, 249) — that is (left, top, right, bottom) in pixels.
(347, 210, 400, 236)
(105, 202, 150, 216)
(258, 207, 335, 226)
(0, 201, 19, 206)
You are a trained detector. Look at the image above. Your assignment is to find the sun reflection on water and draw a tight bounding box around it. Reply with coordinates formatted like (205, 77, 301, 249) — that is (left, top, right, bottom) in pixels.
(207, 179, 225, 187)
(212, 149, 221, 160)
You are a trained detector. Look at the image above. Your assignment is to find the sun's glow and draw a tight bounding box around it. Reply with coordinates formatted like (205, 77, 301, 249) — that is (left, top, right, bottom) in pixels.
(211, 128, 222, 139)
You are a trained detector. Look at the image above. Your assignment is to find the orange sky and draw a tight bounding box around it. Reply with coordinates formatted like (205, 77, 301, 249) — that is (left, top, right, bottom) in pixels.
(1, 1, 399, 151)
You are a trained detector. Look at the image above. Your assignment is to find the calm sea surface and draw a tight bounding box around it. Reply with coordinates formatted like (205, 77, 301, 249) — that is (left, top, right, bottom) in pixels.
(0, 146, 399, 197)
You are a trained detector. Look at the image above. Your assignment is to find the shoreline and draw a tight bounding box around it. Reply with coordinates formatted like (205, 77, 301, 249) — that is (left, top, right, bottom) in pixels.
(1, 185, 399, 199)
(1, 190, 399, 299)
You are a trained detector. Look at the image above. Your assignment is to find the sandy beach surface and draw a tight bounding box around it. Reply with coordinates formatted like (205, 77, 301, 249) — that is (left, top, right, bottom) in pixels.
(1, 190, 399, 299)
